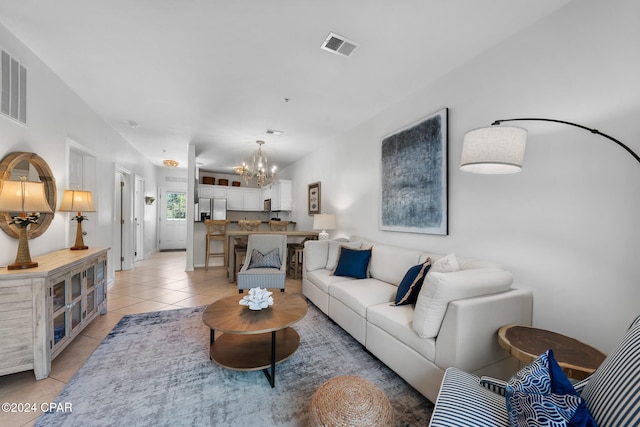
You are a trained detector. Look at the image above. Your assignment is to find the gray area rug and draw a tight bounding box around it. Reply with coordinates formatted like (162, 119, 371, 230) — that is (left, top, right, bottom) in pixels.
(36, 302, 432, 426)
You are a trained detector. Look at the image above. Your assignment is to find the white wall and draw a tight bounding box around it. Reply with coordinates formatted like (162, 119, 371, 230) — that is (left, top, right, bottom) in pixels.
(0, 23, 159, 281)
(284, 0, 640, 352)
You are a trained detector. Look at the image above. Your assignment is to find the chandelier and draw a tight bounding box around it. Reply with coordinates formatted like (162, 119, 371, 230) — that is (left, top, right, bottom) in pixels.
(235, 140, 277, 187)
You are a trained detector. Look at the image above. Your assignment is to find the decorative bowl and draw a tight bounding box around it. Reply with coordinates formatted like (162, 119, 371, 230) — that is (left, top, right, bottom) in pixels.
(239, 287, 274, 310)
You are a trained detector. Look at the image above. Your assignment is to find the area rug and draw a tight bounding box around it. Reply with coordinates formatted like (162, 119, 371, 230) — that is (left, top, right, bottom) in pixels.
(36, 302, 433, 426)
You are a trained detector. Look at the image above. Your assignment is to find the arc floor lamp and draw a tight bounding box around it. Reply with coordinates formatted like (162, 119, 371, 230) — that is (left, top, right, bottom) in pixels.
(460, 118, 640, 174)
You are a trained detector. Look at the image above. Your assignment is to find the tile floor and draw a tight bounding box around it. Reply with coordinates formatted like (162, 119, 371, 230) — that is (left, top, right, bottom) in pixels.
(0, 251, 302, 427)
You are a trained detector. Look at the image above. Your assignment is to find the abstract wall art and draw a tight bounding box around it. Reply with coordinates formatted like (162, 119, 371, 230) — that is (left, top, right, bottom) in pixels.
(380, 108, 448, 235)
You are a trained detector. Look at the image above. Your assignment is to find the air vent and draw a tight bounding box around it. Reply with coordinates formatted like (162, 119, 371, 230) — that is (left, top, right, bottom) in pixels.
(1, 49, 27, 124)
(321, 33, 358, 57)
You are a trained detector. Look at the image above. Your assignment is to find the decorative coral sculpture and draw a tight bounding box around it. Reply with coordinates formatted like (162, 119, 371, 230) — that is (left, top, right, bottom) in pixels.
(239, 287, 274, 310)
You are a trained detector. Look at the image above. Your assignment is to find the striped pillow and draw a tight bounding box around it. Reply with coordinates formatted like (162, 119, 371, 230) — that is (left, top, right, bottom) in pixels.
(579, 316, 640, 427)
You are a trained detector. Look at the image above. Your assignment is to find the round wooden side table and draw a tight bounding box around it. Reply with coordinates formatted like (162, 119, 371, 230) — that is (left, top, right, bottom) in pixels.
(498, 325, 606, 380)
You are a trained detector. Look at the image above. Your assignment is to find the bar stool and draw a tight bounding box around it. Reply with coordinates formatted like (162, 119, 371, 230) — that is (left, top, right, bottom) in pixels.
(269, 220, 289, 231)
(205, 219, 230, 271)
(235, 220, 262, 277)
(287, 237, 310, 279)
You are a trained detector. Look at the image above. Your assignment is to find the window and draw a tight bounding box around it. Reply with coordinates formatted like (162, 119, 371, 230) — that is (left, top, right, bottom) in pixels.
(165, 192, 186, 220)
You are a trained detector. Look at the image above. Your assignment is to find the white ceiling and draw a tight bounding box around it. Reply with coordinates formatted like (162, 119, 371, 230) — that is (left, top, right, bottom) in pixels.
(0, 0, 572, 174)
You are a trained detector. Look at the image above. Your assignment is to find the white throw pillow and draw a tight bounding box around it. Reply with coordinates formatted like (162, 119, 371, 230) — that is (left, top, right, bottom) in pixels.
(412, 268, 513, 339)
(430, 253, 460, 273)
(325, 241, 362, 270)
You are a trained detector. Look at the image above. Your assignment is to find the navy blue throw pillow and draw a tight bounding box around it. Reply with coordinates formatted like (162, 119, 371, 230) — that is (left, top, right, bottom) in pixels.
(394, 260, 431, 306)
(333, 247, 372, 279)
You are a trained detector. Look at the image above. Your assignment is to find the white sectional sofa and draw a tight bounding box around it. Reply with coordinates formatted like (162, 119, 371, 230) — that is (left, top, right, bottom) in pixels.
(302, 238, 533, 403)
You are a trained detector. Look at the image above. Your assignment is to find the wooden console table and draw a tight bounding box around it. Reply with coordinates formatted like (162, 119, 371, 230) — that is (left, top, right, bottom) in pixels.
(0, 247, 109, 379)
(498, 325, 606, 380)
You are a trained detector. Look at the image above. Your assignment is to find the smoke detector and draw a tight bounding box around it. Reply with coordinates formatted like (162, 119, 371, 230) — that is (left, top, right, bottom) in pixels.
(320, 32, 358, 57)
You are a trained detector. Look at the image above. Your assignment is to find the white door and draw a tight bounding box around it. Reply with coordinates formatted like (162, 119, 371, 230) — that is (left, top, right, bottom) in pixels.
(134, 175, 144, 262)
(159, 188, 187, 250)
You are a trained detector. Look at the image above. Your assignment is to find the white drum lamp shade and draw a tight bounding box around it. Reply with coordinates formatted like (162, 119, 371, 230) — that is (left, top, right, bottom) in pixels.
(313, 213, 336, 241)
(460, 126, 527, 174)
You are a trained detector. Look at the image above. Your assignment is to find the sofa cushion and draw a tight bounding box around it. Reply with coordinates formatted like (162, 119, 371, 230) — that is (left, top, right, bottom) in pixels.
(329, 279, 397, 317)
(326, 241, 362, 270)
(368, 244, 424, 285)
(333, 247, 372, 279)
(430, 367, 509, 427)
(506, 350, 596, 427)
(247, 248, 281, 269)
(393, 259, 431, 306)
(306, 269, 356, 293)
(367, 303, 436, 361)
(413, 268, 513, 339)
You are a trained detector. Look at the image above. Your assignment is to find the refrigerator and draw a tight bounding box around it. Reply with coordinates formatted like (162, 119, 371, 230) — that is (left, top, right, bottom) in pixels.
(198, 198, 227, 221)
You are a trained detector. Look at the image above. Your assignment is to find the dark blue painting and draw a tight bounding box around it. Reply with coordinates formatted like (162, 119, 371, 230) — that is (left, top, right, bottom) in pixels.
(380, 108, 448, 235)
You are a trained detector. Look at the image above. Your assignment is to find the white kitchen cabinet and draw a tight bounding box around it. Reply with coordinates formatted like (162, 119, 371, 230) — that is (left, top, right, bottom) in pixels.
(198, 184, 215, 199)
(226, 188, 244, 210)
(270, 179, 292, 211)
(243, 188, 261, 211)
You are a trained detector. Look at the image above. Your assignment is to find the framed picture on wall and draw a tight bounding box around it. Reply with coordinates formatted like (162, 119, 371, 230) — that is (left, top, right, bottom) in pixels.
(308, 181, 321, 215)
(379, 108, 448, 235)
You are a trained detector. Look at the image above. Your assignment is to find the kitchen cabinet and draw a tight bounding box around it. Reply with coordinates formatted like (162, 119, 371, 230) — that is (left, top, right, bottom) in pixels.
(198, 184, 227, 199)
(270, 179, 292, 211)
(227, 187, 261, 211)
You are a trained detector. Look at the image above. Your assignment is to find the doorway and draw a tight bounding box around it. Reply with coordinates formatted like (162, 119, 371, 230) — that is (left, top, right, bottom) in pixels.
(159, 188, 187, 250)
(114, 165, 134, 271)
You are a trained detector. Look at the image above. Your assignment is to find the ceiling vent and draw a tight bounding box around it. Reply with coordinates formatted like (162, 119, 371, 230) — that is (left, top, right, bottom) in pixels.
(321, 33, 358, 57)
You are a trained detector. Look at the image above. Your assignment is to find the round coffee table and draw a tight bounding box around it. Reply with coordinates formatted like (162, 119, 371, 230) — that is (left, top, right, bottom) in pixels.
(498, 325, 606, 380)
(202, 292, 307, 387)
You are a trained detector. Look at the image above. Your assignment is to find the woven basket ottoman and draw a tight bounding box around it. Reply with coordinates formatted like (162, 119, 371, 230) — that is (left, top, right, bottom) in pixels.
(309, 376, 393, 427)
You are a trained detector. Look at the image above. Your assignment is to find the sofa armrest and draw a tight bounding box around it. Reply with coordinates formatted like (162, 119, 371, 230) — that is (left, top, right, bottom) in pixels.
(435, 288, 533, 374)
(303, 240, 330, 273)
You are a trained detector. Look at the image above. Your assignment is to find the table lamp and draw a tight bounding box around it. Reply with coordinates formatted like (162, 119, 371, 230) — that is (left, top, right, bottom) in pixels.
(0, 177, 53, 269)
(313, 213, 336, 241)
(59, 189, 96, 250)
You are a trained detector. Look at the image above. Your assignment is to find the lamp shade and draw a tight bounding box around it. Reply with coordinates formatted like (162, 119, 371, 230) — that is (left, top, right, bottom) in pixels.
(460, 126, 527, 174)
(59, 190, 96, 213)
(0, 179, 52, 213)
(313, 213, 336, 231)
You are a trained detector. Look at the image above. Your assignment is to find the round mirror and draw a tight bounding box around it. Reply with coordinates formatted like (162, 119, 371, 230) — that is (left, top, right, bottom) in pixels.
(0, 152, 57, 239)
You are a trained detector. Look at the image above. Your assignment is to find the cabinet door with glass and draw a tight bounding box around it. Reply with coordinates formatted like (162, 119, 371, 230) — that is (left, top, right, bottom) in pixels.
(50, 273, 69, 351)
(87, 255, 107, 317)
(49, 265, 84, 355)
(48, 264, 88, 357)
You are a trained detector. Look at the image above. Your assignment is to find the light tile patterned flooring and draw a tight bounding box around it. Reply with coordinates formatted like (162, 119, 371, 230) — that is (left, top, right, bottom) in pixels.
(0, 251, 302, 427)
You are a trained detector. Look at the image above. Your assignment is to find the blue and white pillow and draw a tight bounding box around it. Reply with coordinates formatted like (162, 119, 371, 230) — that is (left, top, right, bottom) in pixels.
(506, 349, 596, 427)
(247, 248, 281, 269)
(393, 259, 431, 306)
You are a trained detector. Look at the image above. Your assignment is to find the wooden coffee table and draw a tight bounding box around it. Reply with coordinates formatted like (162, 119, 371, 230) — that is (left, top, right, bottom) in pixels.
(498, 325, 606, 380)
(202, 292, 307, 387)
